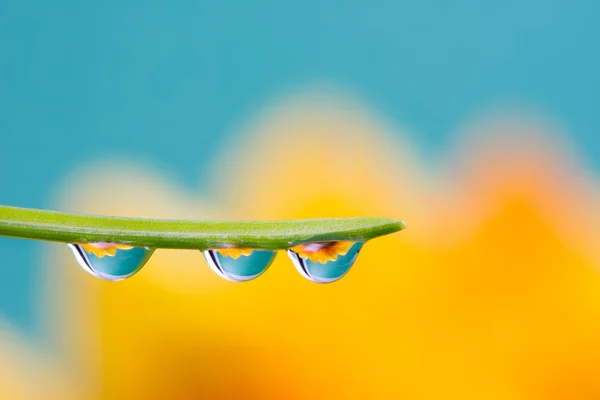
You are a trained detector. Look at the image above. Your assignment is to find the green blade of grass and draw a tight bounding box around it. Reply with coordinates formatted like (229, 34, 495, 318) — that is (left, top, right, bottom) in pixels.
(0, 205, 406, 250)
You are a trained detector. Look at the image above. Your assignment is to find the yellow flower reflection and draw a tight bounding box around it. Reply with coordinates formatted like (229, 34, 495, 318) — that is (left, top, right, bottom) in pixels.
(290, 241, 353, 263)
(79, 243, 133, 258)
(216, 248, 253, 259)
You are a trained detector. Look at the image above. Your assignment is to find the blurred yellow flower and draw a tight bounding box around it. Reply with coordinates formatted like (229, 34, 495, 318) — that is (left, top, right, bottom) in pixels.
(290, 241, 353, 263)
(5, 93, 600, 399)
(79, 243, 134, 258)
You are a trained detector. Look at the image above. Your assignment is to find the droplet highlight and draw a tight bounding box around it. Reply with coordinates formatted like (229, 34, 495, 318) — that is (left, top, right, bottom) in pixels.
(287, 241, 363, 283)
(68, 243, 154, 281)
(203, 248, 277, 282)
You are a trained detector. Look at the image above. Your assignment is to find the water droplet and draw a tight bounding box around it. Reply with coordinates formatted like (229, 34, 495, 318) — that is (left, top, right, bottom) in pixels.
(203, 248, 277, 282)
(287, 241, 363, 283)
(68, 243, 154, 281)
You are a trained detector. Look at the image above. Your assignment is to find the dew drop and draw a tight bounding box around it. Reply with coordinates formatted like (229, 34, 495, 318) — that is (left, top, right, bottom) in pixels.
(287, 241, 363, 283)
(203, 248, 277, 282)
(68, 243, 154, 281)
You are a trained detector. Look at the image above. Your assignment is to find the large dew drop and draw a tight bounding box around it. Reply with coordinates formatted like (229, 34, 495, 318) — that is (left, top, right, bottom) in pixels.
(203, 248, 277, 282)
(287, 241, 363, 283)
(68, 243, 154, 281)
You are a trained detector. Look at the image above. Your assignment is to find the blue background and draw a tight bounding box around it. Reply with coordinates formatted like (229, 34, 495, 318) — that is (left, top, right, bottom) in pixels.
(1, 0, 598, 335)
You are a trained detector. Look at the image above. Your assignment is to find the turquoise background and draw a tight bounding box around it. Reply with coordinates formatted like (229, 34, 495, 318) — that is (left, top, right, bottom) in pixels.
(1, 0, 599, 335)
